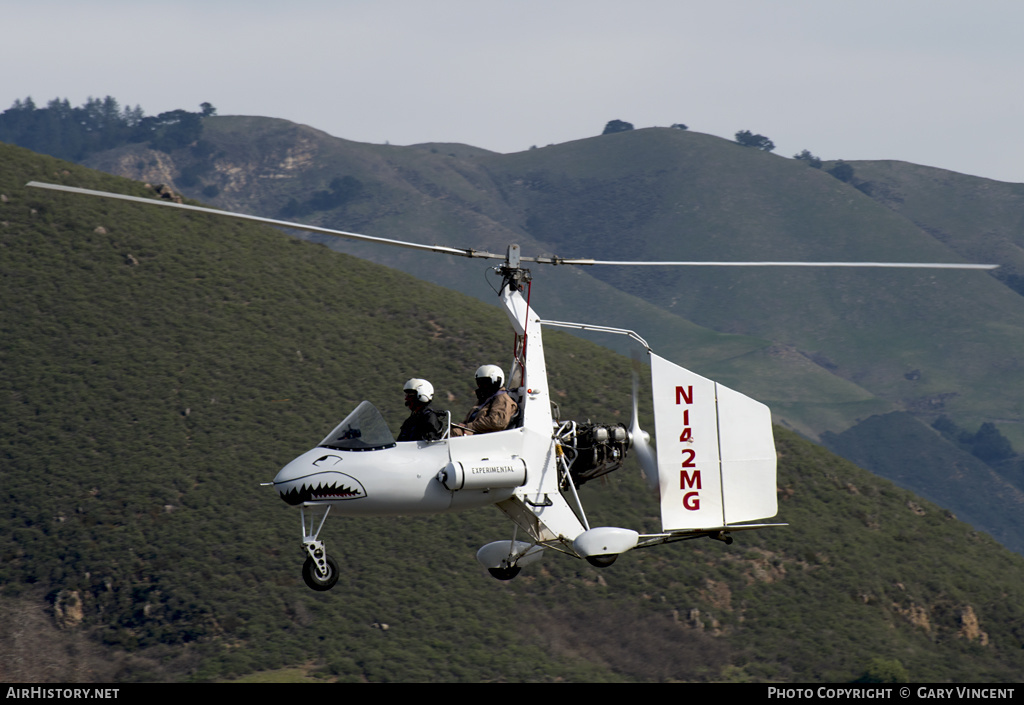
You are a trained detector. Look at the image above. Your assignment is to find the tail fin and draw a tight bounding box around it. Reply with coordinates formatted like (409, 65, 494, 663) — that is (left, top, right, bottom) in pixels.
(650, 354, 777, 531)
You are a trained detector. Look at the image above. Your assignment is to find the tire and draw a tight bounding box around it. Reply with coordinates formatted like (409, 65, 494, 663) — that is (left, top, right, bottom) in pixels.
(302, 555, 340, 591)
(487, 566, 521, 581)
(585, 554, 618, 568)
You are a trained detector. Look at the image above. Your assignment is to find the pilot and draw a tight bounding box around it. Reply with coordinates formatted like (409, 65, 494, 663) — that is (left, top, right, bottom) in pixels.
(397, 378, 446, 442)
(451, 365, 518, 436)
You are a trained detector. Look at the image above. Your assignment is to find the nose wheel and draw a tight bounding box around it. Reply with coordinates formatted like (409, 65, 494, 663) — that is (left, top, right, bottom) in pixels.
(299, 505, 339, 591)
(302, 552, 339, 591)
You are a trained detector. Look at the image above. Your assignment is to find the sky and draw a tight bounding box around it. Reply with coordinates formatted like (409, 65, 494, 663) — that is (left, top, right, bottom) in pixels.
(5, 0, 1024, 183)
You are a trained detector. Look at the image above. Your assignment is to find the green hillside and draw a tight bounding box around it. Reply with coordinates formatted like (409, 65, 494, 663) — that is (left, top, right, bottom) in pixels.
(5, 144, 1024, 683)
(840, 159, 1024, 280)
(822, 412, 1024, 553)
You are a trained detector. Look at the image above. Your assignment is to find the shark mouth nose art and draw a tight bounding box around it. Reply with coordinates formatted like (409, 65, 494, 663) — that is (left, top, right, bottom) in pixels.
(275, 454, 368, 506)
(278, 475, 366, 505)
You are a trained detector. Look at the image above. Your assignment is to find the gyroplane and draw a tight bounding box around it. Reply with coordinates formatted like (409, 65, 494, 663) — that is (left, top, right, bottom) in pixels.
(27, 181, 998, 590)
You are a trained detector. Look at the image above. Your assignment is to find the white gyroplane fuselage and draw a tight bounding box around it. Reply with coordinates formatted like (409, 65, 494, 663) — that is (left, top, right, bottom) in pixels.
(272, 270, 782, 588)
(274, 411, 527, 515)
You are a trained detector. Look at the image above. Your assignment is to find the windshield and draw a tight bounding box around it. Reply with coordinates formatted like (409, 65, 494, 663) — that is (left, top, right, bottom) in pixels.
(318, 401, 397, 451)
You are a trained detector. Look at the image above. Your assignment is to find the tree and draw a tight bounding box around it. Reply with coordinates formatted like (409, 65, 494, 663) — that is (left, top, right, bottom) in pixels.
(122, 104, 145, 127)
(933, 416, 1015, 464)
(971, 422, 1014, 463)
(932, 415, 961, 439)
(138, 109, 203, 152)
(827, 160, 855, 183)
(602, 120, 634, 135)
(734, 130, 775, 152)
(856, 657, 909, 683)
(0, 96, 211, 160)
(793, 149, 822, 168)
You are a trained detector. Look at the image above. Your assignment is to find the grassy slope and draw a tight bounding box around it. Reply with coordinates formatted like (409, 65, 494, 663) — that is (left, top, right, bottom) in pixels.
(844, 159, 1024, 442)
(822, 412, 1024, 554)
(9, 143, 1024, 683)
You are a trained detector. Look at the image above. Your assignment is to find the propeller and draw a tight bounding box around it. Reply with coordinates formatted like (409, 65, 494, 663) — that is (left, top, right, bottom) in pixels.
(628, 357, 658, 493)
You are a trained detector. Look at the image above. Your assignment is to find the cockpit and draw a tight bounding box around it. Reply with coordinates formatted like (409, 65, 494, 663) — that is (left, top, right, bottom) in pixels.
(318, 401, 397, 451)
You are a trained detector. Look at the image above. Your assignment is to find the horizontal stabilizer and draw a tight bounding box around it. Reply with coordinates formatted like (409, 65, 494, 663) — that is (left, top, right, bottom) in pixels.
(651, 354, 778, 532)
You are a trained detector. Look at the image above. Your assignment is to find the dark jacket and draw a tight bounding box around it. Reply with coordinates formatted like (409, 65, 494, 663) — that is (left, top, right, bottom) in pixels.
(397, 406, 446, 442)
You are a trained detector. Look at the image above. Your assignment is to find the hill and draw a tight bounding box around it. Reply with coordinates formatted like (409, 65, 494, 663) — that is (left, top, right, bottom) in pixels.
(4, 144, 1024, 682)
(70, 115, 1024, 556)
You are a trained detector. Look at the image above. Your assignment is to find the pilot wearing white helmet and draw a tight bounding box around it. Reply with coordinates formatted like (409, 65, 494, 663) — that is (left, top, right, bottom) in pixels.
(451, 365, 518, 437)
(397, 378, 445, 442)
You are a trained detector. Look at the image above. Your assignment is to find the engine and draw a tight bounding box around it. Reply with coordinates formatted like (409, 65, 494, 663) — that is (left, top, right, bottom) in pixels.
(558, 421, 631, 488)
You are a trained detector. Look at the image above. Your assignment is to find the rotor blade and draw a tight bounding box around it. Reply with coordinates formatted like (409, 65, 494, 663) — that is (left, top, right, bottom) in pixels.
(26, 181, 507, 262)
(28, 181, 998, 270)
(540, 258, 999, 270)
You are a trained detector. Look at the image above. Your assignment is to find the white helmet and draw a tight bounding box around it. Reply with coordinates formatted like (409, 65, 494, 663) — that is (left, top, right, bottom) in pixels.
(474, 364, 504, 387)
(403, 378, 434, 403)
